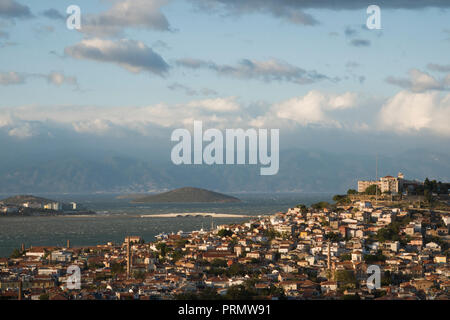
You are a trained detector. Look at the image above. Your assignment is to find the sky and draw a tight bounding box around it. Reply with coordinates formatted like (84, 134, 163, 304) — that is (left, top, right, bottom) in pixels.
(0, 0, 450, 160)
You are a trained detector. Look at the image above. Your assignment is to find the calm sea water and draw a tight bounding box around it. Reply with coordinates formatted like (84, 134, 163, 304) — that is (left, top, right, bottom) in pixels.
(0, 193, 332, 257)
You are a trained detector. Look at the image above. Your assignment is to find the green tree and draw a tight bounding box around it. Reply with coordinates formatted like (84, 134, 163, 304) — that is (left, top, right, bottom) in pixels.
(296, 204, 308, 214)
(311, 201, 330, 210)
(10, 248, 23, 259)
(218, 229, 233, 237)
(365, 184, 380, 195)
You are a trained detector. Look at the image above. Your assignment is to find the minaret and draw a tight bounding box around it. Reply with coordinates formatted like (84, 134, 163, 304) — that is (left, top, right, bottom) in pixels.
(21, 243, 25, 252)
(67, 239, 70, 249)
(327, 241, 331, 270)
(375, 154, 378, 206)
(126, 237, 131, 279)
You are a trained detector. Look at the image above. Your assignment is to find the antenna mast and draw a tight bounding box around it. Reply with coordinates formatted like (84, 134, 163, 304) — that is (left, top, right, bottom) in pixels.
(375, 154, 378, 206)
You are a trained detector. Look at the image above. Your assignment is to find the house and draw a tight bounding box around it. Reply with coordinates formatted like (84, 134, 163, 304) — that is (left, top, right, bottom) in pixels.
(320, 281, 338, 293)
(425, 242, 441, 252)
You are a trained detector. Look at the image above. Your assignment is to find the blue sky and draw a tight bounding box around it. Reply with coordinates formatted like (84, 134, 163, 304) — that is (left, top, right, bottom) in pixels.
(0, 0, 449, 150)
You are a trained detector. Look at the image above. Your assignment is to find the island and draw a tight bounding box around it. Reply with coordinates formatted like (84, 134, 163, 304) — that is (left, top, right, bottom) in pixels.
(128, 187, 241, 203)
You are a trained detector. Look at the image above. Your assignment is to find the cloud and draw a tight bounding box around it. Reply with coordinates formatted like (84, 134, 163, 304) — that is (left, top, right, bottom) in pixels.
(186, 97, 239, 112)
(379, 91, 450, 136)
(386, 69, 449, 92)
(344, 26, 357, 37)
(80, 0, 171, 37)
(345, 61, 360, 69)
(42, 8, 65, 20)
(176, 58, 333, 84)
(0, 0, 32, 19)
(65, 38, 169, 76)
(350, 39, 371, 47)
(0, 71, 25, 85)
(0, 97, 248, 138)
(167, 82, 218, 96)
(192, 0, 318, 26)
(427, 63, 450, 73)
(0, 91, 361, 139)
(8, 122, 35, 139)
(273, 91, 357, 125)
(0, 71, 78, 88)
(46, 71, 79, 88)
(190, 1, 450, 26)
(249, 91, 358, 128)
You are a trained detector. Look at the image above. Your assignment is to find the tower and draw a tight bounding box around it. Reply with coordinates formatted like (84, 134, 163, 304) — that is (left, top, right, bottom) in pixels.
(375, 154, 378, 206)
(327, 241, 331, 270)
(21, 243, 25, 252)
(67, 239, 70, 249)
(126, 237, 131, 279)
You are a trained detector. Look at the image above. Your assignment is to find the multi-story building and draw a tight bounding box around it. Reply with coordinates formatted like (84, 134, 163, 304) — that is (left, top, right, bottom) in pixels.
(358, 172, 404, 194)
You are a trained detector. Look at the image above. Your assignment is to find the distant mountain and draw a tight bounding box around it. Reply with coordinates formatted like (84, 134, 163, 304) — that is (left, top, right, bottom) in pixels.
(0, 148, 448, 194)
(131, 187, 241, 203)
(0, 195, 55, 206)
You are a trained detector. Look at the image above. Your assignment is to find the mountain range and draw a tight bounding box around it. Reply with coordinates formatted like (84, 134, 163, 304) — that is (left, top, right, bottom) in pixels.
(0, 148, 448, 194)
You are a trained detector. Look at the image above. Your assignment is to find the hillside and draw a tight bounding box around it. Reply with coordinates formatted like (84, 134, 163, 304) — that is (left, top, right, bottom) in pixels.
(131, 187, 241, 203)
(0, 195, 55, 206)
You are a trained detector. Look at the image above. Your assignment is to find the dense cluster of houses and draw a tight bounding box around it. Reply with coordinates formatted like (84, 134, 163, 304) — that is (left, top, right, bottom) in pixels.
(0, 200, 449, 300)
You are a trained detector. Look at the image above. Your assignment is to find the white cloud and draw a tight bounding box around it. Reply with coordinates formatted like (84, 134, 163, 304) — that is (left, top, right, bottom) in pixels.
(8, 123, 34, 139)
(81, 0, 170, 36)
(379, 90, 450, 136)
(65, 38, 169, 75)
(186, 97, 239, 112)
(386, 69, 448, 92)
(266, 91, 357, 127)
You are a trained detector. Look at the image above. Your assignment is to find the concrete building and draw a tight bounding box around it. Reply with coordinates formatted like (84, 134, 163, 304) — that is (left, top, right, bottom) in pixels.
(358, 172, 404, 194)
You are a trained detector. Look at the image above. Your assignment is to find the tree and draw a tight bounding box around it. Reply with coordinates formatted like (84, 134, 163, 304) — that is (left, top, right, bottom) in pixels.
(364, 250, 386, 263)
(347, 189, 358, 195)
(218, 229, 233, 237)
(335, 270, 357, 289)
(225, 285, 255, 300)
(156, 242, 170, 257)
(325, 232, 342, 242)
(311, 201, 330, 210)
(110, 262, 125, 275)
(365, 184, 379, 195)
(333, 195, 351, 205)
(10, 248, 23, 259)
(296, 204, 308, 214)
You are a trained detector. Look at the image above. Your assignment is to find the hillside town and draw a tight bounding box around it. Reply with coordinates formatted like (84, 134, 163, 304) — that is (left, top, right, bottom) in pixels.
(0, 194, 449, 300)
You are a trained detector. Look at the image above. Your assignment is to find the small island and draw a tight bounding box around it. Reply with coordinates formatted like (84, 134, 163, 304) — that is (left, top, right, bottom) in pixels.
(128, 187, 241, 203)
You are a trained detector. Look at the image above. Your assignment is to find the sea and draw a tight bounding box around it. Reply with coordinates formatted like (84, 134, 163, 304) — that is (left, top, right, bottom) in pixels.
(0, 193, 333, 258)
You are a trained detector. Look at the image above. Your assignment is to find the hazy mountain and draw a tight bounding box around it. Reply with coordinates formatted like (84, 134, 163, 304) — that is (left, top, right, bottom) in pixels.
(0, 147, 448, 194)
